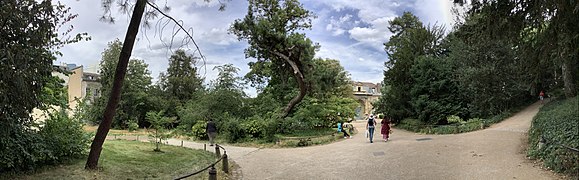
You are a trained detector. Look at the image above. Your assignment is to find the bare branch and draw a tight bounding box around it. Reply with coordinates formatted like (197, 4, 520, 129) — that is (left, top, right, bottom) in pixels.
(145, 1, 206, 62)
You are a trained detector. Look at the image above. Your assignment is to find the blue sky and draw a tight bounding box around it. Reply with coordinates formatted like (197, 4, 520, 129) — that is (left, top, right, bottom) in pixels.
(58, 0, 456, 97)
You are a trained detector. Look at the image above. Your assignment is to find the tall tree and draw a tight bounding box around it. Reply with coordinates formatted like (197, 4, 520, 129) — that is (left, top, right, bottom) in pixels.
(231, 0, 318, 118)
(86, 40, 153, 128)
(376, 12, 444, 120)
(86, 0, 146, 170)
(454, 0, 578, 98)
(160, 49, 204, 104)
(1, 0, 86, 170)
(86, 0, 214, 169)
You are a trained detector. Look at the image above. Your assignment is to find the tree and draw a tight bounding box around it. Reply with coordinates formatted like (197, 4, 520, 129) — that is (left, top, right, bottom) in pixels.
(146, 111, 175, 152)
(86, 0, 147, 170)
(160, 49, 204, 104)
(231, 0, 318, 118)
(1, 0, 87, 170)
(454, 0, 578, 98)
(86, 0, 217, 169)
(87, 40, 153, 128)
(376, 12, 444, 120)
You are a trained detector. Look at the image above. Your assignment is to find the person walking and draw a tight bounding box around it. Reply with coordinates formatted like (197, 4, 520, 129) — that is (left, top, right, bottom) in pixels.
(206, 119, 217, 146)
(539, 90, 545, 104)
(366, 114, 377, 143)
(381, 117, 391, 142)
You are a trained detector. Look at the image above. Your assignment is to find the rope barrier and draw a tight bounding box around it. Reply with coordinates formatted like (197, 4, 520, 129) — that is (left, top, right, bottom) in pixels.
(174, 145, 227, 180)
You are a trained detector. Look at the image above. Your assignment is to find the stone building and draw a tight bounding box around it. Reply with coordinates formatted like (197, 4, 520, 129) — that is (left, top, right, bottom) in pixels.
(352, 81, 381, 119)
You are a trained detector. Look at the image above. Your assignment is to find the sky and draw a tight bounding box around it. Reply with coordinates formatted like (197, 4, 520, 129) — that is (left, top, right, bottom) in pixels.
(57, 0, 456, 97)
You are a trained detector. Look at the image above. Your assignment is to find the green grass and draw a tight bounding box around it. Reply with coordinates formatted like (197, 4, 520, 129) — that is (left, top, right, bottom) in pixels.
(528, 97, 578, 178)
(3, 140, 224, 180)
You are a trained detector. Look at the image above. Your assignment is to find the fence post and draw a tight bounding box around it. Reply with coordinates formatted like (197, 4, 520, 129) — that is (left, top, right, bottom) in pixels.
(208, 165, 217, 180)
(215, 145, 221, 157)
(204, 144, 207, 151)
(181, 140, 183, 147)
(222, 153, 229, 173)
(136, 135, 139, 141)
(114, 134, 117, 139)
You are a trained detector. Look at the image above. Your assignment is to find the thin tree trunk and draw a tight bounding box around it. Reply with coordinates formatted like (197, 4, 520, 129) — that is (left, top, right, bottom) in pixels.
(85, 0, 147, 170)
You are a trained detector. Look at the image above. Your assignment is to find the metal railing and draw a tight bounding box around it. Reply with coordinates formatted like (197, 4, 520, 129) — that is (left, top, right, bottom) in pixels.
(175, 144, 229, 180)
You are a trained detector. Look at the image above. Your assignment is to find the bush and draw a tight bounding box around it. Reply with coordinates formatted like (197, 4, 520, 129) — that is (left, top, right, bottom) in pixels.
(242, 118, 267, 138)
(528, 97, 578, 178)
(127, 120, 139, 132)
(219, 115, 245, 143)
(39, 109, 90, 163)
(190, 122, 207, 139)
(446, 115, 464, 124)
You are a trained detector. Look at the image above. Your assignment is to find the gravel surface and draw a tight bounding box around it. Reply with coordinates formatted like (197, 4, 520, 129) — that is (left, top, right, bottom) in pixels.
(109, 101, 562, 180)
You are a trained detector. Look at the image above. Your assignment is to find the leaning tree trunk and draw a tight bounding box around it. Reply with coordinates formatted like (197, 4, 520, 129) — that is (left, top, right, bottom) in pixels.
(273, 51, 307, 118)
(561, 58, 576, 98)
(85, 0, 146, 170)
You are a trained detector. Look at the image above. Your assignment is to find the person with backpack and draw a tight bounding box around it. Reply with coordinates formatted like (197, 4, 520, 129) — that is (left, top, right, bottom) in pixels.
(206, 119, 217, 146)
(366, 114, 377, 143)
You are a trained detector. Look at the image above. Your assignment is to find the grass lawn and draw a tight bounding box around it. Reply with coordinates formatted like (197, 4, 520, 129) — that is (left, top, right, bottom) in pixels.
(4, 140, 224, 180)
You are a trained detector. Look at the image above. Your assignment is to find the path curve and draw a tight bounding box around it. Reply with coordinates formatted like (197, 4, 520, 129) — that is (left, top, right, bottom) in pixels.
(233, 102, 560, 180)
(108, 102, 560, 179)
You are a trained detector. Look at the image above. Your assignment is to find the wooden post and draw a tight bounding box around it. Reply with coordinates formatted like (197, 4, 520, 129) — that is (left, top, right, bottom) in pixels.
(204, 144, 207, 151)
(181, 140, 183, 147)
(222, 153, 229, 173)
(136, 135, 139, 141)
(215, 145, 221, 158)
(208, 165, 217, 180)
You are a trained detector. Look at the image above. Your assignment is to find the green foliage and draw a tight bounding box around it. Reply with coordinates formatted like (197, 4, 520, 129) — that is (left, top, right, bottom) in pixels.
(127, 120, 139, 132)
(376, 12, 445, 121)
(231, 0, 318, 117)
(446, 115, 464, 124)
(292, 96, 358, 128)
(528, 98, 578, 177)
(410, 56, 465, 124)
(39, 109, 90, 163)
(159, 49, 204, 114)
(145, 111, 176, 152)
(218, 115, 246, 143)
(190, 122, 207, 139)
(86, 40, 154, 128)
(0, 0, 87, 172)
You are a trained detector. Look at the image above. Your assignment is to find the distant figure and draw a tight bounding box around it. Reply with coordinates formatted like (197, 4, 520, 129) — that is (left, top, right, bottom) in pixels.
(381, 117, 391, 142)
(366, 114, 377, 143)
(338, 122, 351, 139)
(539, 90, 545, 104)
(206, 119, 217, 146)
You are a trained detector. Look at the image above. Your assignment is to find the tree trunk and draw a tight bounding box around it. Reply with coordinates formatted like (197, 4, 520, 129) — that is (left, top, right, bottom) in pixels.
(85, 0, 146, 170)
(272, 51, 307, 118)
(561, 59, 576, 98)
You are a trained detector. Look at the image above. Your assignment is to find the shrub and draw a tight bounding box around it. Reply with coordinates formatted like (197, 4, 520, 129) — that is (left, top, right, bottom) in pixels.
(242, 118, 267, 138)
(190, 122, 207, 139)
(528, 97, 578, 178)
(39, 109, 90, 163)
(219, 115, 245, 143)
(446, 115, 463, 124)
(127, 120, 139, 132)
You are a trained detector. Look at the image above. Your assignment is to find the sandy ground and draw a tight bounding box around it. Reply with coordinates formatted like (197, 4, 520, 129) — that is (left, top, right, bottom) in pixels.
(109, 101, 562, 180)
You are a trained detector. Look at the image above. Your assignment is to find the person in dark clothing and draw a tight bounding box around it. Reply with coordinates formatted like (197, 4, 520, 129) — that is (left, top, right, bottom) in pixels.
(338, 122, 351, 138)
(206, 119, 217, 146)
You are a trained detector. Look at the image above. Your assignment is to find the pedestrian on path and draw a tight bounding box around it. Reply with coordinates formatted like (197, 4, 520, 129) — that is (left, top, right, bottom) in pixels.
(381, 117, 391, 142)
(206, 119, 217, 146)
(338, 122, 351, 138)
(366, 114, 377, 143)
(539, 90, 545, 104)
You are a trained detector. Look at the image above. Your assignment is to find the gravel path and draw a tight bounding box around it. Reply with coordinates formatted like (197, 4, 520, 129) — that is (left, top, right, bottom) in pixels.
(109, 101, 561, 180)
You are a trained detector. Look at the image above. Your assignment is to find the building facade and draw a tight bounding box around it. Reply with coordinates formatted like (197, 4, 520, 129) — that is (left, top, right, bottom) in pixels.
(32, 63, 101, 121)
(352, 81, 381, 119)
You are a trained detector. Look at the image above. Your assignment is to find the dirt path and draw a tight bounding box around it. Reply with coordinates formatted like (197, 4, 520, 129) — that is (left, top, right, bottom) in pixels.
(108, 102, 560, 179)
(232, 101, 560, 180)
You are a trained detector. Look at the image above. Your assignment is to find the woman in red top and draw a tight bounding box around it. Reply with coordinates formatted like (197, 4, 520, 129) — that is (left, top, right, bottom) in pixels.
(381, 117, 391, 142)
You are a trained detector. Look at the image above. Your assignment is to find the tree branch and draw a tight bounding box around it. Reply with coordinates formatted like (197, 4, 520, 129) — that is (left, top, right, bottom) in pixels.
(145, 1, 206, 63)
